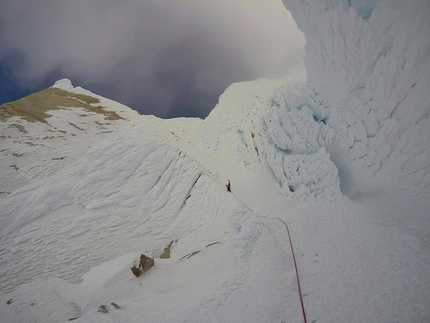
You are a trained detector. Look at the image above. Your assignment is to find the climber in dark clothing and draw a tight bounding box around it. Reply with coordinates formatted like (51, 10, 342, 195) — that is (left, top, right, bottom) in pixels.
(226, 180, 231, 192)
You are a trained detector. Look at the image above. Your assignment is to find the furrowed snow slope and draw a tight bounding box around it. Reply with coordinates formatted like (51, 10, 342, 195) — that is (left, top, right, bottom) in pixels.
(1, 69, 430, 322)
(1, 0, 430, 322)
(0, 79, 306, 322)
(157, 72, 430, 322)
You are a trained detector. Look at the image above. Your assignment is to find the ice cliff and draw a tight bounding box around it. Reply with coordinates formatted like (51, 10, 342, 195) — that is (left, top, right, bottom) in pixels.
(282, 0, 430, 196)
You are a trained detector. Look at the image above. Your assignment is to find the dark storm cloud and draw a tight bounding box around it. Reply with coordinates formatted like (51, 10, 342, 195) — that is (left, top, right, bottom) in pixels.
(0, 0, 304, 118)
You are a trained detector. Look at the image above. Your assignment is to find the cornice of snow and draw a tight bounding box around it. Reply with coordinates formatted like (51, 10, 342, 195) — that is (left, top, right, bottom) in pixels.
(52, 78, 74, 91)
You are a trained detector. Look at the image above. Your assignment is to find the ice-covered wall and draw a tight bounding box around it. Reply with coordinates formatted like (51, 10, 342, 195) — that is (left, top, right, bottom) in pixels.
(281, 0, 430, 195)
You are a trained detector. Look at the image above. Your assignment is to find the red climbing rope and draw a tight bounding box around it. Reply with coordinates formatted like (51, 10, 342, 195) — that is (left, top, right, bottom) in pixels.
(201, 175, 307, 322)
(277, 217, 307, 323)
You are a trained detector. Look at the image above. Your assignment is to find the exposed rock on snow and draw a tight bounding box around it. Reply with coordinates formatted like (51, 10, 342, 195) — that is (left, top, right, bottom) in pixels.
(131, 266, 142, 278)
(140, 254, 154, 273)
(1, 1, 430, 323)
(160, 240, 175, 259)
(0, 79, 138, 195)
(131, 254, 154, 278)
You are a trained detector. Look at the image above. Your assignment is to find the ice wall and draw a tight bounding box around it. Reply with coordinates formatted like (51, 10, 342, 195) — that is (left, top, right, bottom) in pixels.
(281, 0, 430, 195)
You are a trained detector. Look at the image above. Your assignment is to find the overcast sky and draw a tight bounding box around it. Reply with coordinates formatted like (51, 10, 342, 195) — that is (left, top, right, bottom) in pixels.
(0, 0, 304, 118)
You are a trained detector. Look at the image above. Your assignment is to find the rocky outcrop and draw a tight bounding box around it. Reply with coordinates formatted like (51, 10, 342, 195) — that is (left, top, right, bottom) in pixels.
(131, 254, 154, 277)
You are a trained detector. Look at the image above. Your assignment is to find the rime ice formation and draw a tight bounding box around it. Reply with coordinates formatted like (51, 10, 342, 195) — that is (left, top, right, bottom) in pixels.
(1, 1, 430, 323)
(282, 0, 430, 196)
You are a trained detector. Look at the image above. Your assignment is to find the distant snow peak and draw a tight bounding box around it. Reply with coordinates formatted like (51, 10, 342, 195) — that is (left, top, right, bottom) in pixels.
(0, 80, 136, 195)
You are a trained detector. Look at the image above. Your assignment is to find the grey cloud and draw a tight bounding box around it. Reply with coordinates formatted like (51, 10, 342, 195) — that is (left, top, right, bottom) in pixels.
(0, 0, 304, 118)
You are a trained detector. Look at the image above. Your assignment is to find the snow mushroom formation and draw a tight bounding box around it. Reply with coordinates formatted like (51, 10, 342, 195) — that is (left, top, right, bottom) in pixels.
(0, 1, 429, 322)
(282, 0, 430, 197)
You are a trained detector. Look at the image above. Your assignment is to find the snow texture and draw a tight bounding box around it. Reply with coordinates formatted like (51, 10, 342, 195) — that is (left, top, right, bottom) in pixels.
(282, 0, 430, 197)
(1, 0, 430, 322)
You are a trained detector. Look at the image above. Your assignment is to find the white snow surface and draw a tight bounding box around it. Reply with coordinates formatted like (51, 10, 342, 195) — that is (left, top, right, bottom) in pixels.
(1, 1, 430, 322)
(283, 0, 430, 196)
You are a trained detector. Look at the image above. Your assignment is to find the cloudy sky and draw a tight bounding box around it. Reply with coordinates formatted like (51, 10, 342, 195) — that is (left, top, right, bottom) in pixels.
(0, 0, 304, 118)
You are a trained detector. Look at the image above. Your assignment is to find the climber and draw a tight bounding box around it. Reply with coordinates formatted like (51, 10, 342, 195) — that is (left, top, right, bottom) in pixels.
(226, 180, 231, 192)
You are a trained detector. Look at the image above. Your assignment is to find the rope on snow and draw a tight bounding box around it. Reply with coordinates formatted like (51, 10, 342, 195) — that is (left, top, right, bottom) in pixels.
(276, 217, 307, 323)
(202, 173, 307, 323)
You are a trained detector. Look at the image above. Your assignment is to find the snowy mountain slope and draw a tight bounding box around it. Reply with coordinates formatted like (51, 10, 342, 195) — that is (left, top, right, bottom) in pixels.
(0, 79, 307, 322)
(0, 79, 138, 196)
(155, 75, 341, 205)
(156, 72, 430, 321)
(1, 73, 429, 322)
(1, 0, 430, 322)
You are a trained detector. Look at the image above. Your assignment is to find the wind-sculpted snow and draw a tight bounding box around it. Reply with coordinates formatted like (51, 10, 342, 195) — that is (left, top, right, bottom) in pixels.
(262, 82, 341, 200)
(282, 0, 430, 195)
(2, 74, 430, 322)
(2, 0, 430, 321)
(161, 77, 344, 202)
(0, 101, 303, 321)
(0, 133, 202, 293)
(1, 79, 306, 321)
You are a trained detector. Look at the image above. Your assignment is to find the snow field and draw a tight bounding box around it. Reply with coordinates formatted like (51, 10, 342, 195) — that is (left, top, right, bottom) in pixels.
(2, 66, 430, 321)
(290, 196, 430, 323)
(1, 87, 305, 322)
(0, 134, 200, 293)
(1, 0, 430, 320)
